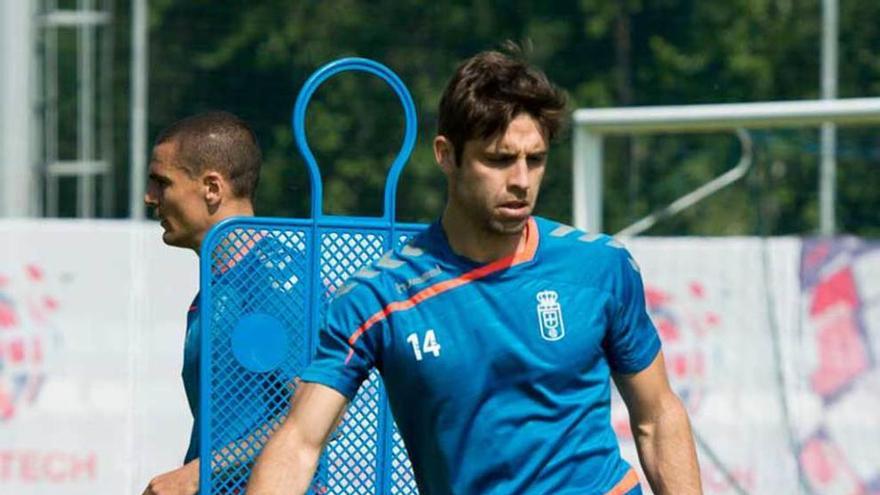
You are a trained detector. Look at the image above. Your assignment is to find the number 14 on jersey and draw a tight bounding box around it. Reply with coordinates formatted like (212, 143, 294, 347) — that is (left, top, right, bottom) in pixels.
(406, 329, 441, 361)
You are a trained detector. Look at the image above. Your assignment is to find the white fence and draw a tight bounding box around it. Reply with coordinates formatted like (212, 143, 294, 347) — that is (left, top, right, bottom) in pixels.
(1, 221, 878, 494)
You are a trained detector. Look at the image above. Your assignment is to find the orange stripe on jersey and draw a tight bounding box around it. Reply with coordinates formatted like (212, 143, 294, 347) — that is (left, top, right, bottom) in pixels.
(344, 218, 539, 363)
(604, 468, 640, 495)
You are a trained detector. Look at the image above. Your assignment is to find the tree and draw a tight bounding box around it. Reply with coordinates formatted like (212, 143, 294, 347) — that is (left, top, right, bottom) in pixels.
(121, 0, 878, 235)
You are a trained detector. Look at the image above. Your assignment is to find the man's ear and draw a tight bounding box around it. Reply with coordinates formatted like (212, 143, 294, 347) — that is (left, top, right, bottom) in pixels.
(433, 136, 456, 176)
(202, 171, 225, 208)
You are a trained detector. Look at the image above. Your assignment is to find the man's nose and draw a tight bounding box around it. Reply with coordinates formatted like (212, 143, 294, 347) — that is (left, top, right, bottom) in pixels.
(508, 157, 530, 191)
(144, 184, 158, 207)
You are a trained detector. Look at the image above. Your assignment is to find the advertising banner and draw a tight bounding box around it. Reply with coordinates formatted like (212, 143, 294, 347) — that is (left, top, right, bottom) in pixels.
(2, 221, 878, 494)
(1, 221, 197, 494)
(618, 237, 880, 494)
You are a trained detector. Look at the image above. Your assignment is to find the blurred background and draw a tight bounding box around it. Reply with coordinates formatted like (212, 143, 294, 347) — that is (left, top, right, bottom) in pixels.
(1, 1, 878, 494)
(2, 0, 877, 233)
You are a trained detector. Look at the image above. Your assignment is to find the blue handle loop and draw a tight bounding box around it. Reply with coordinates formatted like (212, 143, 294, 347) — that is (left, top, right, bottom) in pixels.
(292, 57, 418, 222)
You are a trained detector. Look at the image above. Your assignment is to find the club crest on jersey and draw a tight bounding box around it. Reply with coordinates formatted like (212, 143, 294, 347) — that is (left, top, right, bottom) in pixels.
(536, 290, 565, 341)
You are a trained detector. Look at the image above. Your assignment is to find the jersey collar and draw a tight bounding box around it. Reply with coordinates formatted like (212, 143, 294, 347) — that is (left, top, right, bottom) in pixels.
(426, 216, 539, 270)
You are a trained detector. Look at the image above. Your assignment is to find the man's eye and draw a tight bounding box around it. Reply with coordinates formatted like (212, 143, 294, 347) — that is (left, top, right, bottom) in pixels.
(527, 156, 546, 166)
(148, 175, 171, 188)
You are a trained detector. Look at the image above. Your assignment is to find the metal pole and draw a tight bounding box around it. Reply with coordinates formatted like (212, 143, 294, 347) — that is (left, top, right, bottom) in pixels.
(78, 0, 96, 217)
(573, 127, 587, 230)
(31, 0, 44, 217)
(129, 0, 148, 219)
(573, 127, 603, 232)
(820, 0, 838, 235)
(45, 0, 60, 217)
(573, 98, 880, 132)
(616, 129, 754, 237)
(0, 0, 37, 217)
(100, 0, 115, 216)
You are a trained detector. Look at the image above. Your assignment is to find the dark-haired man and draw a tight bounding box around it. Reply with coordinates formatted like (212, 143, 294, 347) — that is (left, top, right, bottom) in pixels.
(142, 111, 261, 495)
(142, 112, 316, 495)
(248, 50, 702, 495)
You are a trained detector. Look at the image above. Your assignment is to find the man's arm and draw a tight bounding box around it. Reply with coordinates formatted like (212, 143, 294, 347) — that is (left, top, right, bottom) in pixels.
(613, 351, 702, 495)
(246, 381, 348, 495)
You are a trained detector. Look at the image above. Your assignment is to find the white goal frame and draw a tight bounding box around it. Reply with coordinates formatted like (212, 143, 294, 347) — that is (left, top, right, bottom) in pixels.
(572, 97, 880, 235)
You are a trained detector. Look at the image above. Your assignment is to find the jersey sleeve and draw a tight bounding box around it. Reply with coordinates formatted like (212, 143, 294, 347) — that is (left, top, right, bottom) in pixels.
(603, 248, 662, 374)
(300, 284, 381, 400)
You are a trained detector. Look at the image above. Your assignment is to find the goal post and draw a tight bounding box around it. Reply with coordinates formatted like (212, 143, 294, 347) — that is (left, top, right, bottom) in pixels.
(572, 97, 880, 235)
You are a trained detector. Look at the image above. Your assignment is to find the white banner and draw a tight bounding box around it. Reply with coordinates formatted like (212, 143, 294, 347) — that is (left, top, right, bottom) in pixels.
(1, 221, 878, 494)
(617, 237, 880, 494)
(1, 220, 197, 494)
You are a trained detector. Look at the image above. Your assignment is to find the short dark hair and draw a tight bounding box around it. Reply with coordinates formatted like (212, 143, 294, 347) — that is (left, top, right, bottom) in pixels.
(155, 111, 262, 200)
(438, 47, 567, 164)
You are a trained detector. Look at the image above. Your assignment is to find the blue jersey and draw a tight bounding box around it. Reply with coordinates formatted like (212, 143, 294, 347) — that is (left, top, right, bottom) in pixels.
(302, 216, 661, 495)
(183, 292, 201, 463)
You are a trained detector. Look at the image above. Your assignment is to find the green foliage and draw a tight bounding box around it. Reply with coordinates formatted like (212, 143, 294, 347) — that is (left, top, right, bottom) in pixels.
(116, 0, 878, 235)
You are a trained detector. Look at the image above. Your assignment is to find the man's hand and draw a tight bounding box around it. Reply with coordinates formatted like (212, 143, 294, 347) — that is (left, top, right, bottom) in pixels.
(143, 459, 199, 495)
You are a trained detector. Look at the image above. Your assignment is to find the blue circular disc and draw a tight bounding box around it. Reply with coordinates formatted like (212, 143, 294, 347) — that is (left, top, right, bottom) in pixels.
(230, 313, 288, 373)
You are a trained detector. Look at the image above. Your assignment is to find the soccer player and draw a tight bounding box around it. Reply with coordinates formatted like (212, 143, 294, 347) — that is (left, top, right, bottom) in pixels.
(142, 112, 322, 495)
(247, 50, 702, 495)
